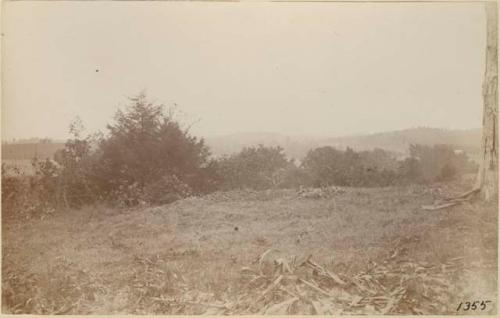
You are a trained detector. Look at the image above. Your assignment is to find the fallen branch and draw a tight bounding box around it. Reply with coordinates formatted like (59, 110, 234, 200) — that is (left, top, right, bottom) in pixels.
(298, 278, 333, 297)
(306, 259, 347, 286)
(253, 274, 283, 306)
(422, 201, 462, 211)
(443, 187, 480, 201)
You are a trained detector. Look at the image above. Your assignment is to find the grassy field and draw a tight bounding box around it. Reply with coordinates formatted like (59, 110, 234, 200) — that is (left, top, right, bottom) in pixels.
(2, 179, 497, 314)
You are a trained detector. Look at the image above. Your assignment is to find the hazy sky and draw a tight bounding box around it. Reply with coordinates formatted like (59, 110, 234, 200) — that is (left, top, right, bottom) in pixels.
(2, 1, 486, 140)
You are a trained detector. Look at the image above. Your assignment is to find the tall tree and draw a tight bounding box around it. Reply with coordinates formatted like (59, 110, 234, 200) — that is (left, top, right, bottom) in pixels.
(475, 1, 498, 201)
(95, 94, 211, 202)
(423, 2, 498, 209)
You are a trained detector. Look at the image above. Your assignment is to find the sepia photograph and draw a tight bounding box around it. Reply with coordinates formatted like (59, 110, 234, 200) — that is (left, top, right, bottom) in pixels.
(1, 0, 498, 315)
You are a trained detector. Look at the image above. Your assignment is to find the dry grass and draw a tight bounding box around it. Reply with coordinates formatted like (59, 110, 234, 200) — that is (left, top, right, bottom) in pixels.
(2, 180, 497, 314)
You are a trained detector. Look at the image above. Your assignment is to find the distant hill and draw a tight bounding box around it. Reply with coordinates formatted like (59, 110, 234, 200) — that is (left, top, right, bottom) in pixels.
(205, 128, 482, 160)
(318, 127, 481, 155)
(1, 128, 481, 162)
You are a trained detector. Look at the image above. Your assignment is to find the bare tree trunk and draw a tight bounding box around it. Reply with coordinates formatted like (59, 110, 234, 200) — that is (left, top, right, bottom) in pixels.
(423, 2, 498, 209)
(475, 1, 498, 201)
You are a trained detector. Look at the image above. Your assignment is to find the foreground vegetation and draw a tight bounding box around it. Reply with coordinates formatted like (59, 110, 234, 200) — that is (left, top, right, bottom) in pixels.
(2, 179, 497, 314)
(2, 94, 477, 220)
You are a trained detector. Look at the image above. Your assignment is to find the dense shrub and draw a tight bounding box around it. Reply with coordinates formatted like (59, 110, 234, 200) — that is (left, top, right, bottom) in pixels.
(301, 147, 398, 187)
(30, 158, 60, 209)
(90, 94, 214, 205)
(141, 175, 193, 205)
(396, 157, 423, 184)
(1, 164, 28, 217)
(51, 118, 100, 208)
(2, 94, 218, 214)
(398, 144, 477, 183)
(301, 145, 476, 187)
(277, 164, 313, 189)
(213, 145, 296, 190)
(2, 160, 59, 219)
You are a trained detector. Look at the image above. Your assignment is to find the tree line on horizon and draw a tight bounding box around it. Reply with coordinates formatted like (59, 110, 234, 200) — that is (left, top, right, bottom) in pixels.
(1, 94, 478, 218)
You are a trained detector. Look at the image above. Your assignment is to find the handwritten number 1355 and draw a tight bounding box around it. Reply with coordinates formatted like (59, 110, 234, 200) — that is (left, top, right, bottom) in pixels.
(457, 301, 492, 311)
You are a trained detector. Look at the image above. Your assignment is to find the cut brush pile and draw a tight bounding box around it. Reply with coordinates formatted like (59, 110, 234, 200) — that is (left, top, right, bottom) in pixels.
(204, 249, 471, 315)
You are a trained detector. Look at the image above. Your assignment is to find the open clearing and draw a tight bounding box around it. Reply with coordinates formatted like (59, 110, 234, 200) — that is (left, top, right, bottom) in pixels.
(2, 179, 497, 314)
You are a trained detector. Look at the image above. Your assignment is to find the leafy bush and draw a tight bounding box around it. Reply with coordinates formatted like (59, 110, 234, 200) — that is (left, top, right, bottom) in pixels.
(91, 94, 213, 205)
(300, 144, 476, 187)
(277, 163, 314, 189)
(399, 144, 478, 183)
(397, 157, 423, 184)
(30, 158, 60, 209)
(213, 145, 294, 190)
(1, 160, 58, 219)
(141, 175, 193, 205)
(301, 147, 398, 187)
(51, 118, 100, 208)
(3, 94, 218, 215)
(1, 164, 28, 218)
